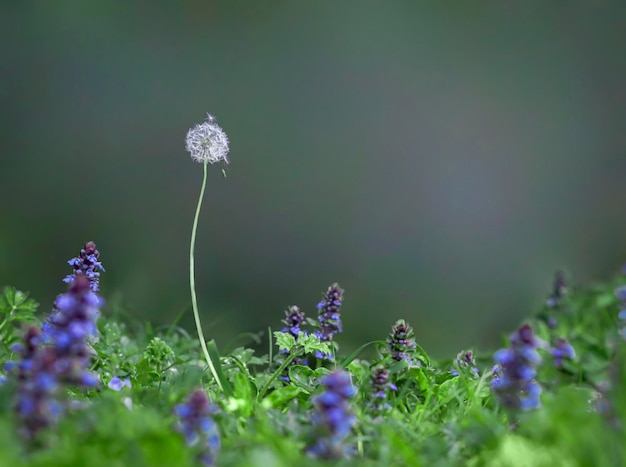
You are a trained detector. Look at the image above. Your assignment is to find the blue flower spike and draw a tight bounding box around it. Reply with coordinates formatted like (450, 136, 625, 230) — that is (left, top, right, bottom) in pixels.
(314, 283, 344, 360)
(388, 319, 417, 363)
(491, 324, 542, 411)
(307, 370, 356, 459)
(175, 390, 220, 467)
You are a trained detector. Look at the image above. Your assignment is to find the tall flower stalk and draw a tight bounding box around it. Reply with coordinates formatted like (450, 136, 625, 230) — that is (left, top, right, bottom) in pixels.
(6, 275, 102, 439)
(42, 241, 105, 341)
(307, 370, 356, 459)
(491, 324, 542, 411)
(388, 319, 416, 363)
(175, 390, 221, 467)
(368, 366, 396, 413)
(314, 283, 344, 360)
(186, 114, 230, 391)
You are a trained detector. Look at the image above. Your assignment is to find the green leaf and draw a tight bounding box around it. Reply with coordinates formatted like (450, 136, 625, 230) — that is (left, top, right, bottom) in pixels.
(287, 365, 316, 391)
(414, 342, 431, 366)
(206, 339, 233, 397)
(1, 287, 16, 310)
(230, 371, 255, 416)
(273, 332, 331, 357)
(273, 332, 296, 353)
(298, 333, 331, 356)
(287, 365, 330, 392)
(11, 312, 37, 323)
(340, 340, 382, 367)
(262, 385, 303, 408)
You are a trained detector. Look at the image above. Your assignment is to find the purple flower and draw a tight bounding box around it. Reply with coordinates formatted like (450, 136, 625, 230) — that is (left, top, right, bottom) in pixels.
(175, 390, 220, 466)
(281, 305, 307, 341)
(491, 324, 542, 411)
(108, 377, 132, 391)
(43, 242, 105, 340)
(307, 370, 356, 459)
(451, 350, 479, 378)
(368, 367, 396, 413)
(388, 319, 416, 363)
(44, 276, 102, 387)
(546, 271, 567, 309)
(278, 305, 309, 381)
(551, 338, 575, 367)
(7, 328, 63, 439)
(63, 241, 105, 292)
(314, 283, 344, 359)
(5, 262, 104, 439)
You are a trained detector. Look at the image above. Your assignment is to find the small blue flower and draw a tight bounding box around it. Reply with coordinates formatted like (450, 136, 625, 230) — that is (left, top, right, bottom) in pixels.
(491, 324, 542, 411)
(307, 370, 356, 459)
(108, 377, 132, 391)
(175, 390, 220, 466)
(551, 338, 575, 367)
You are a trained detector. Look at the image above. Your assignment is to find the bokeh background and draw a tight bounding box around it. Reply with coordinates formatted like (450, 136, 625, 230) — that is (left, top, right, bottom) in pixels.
(1, 2, 625, 358)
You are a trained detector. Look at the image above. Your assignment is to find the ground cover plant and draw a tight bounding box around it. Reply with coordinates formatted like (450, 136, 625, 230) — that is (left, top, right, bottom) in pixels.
(0, 115, 624, 467)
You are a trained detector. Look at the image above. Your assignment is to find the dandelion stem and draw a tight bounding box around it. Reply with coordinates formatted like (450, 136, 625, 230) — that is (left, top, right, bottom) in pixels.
(190, 161, 223, 391)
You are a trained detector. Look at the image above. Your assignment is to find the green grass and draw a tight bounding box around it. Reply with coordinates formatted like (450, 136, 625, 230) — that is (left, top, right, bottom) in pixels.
(0, 270, 624, 467)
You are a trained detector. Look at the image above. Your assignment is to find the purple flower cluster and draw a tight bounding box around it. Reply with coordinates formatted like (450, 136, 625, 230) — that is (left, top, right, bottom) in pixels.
(314, 283, 344, 359)
(451, 350, 479, 378)
(279, 306, 309, 381)
(307, 370, 356, 459)
(615, 285, 626, 340)
(5, 276, 102, 439)
(43, 241, 105, 341)
(43, 276, 101, 386)
(491, 324, 542, 411)
(281, 305, 307, 341)
(175, 390, 220, 467)
(546, 271, 567, 309)
(551, 338, 575, 367)
(388, 319, 416, 363)
(368, 367, 397, 413)
(63, 241, 105, 292)
(6, 328, 62, 439)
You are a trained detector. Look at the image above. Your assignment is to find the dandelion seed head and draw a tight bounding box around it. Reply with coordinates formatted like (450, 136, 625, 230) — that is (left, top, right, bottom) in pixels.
(185, 113, 230, 165)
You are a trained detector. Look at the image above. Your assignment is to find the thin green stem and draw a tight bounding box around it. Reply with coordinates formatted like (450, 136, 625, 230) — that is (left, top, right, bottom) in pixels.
(257, 348, 303, 401)
(0, 316, 9, 333)
(0, 306, 16, 333)
(190, 162, 223, 391)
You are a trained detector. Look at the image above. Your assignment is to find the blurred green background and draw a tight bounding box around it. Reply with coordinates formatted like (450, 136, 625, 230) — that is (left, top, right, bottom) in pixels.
(1, 2, 625, 358)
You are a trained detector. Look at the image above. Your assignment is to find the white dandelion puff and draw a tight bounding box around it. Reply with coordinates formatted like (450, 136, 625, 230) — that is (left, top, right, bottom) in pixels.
(185, 113, 230, 164)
